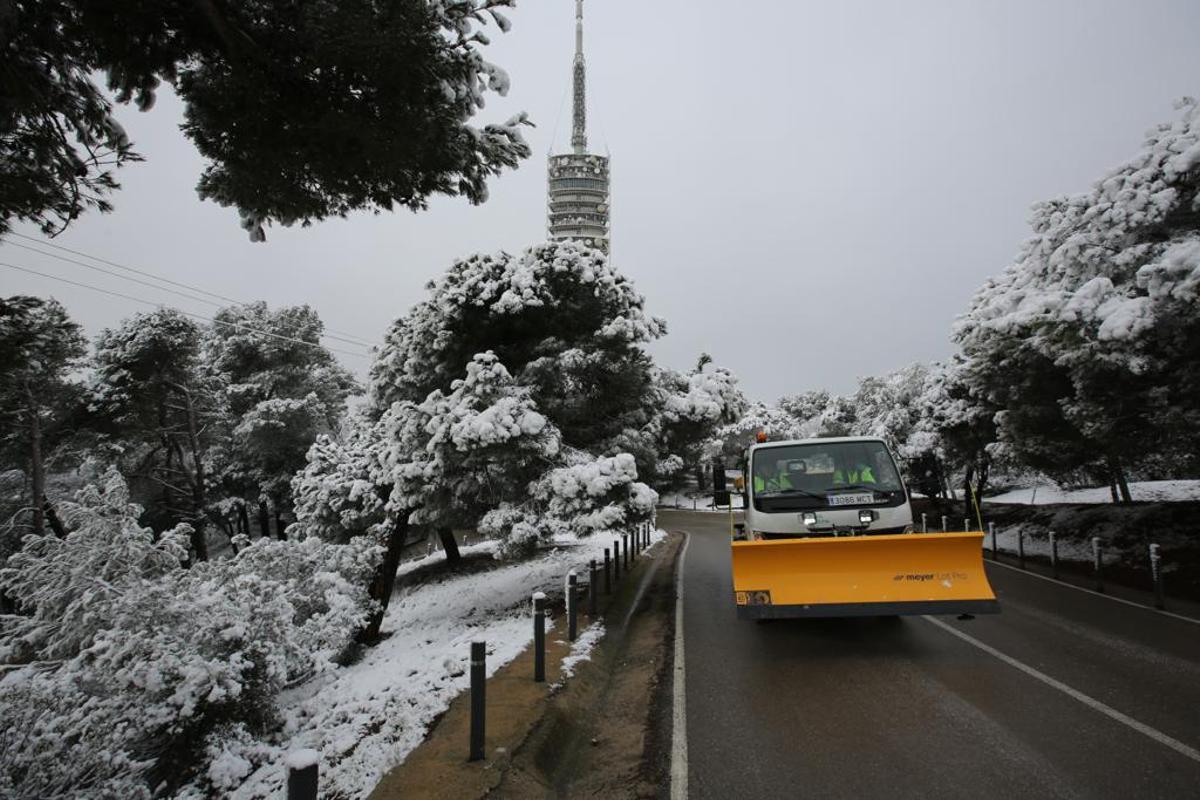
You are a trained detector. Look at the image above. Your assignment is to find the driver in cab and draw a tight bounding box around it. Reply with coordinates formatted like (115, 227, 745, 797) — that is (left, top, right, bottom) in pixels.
(753, 457, 794, 493)
(833, 457, 876, 486)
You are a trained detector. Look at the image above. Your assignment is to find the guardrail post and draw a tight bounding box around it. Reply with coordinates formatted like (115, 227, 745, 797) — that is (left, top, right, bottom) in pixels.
(286, 751, 319, 800)
(567, 571, 578, 642)
(533, 592, 546, 682)
(1092, 537, 1104, 593)
(1017, 529, 1025, 570)
(1049, 531, 1059, 579)
(604, 548, 612, 593)
(469, 641, 486, 761)
(588, 560, 598, 617)
(989, 522, 997, 560)
(921, 513, 927, 533)
(1149, 543, 1164, 610)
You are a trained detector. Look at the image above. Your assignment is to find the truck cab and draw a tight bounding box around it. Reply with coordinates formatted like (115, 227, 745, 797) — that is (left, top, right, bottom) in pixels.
(740, 436, 913, 539)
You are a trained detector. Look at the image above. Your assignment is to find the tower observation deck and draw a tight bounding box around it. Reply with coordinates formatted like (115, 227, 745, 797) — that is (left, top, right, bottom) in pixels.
(547, 0, 609, 254)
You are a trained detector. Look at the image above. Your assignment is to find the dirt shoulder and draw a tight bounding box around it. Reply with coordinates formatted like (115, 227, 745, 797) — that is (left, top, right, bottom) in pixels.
(369, 533, 681, 800)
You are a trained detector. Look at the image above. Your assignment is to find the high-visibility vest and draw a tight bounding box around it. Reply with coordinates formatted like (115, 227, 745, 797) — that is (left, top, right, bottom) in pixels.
(834, 466, 876, 484)
(754, 471, 794, 492)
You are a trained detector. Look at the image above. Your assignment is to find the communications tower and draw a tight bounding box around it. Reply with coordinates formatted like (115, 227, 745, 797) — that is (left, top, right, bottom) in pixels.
(547, 0, 610, 253)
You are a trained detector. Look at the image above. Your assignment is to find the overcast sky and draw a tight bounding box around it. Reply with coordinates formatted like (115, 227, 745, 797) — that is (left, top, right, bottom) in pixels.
(4, 0, 1200, 401)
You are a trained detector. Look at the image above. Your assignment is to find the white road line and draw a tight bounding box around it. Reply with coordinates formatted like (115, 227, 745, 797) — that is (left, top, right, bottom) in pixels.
(986, 558, 1200, 626)
(922, 615, 1200, 765)
(670, 533, 691, 800)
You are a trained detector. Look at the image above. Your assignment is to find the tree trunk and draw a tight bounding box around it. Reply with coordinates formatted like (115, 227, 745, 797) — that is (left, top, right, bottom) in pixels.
(44, 500, 67, 538)
(438, 526, 461, 564)
(974, 458, 990, 528)
(962, 463, 976, 523)
(180, 385, 208, 561)
(238, 503, 251, 536)
(356, 514, 411, 645)
(1109, 477, 1120, 504)
(25, 382, 44, 537)
(274, 497, 286, 540)
(258, 500, 271, 538)
(1115, 462, 1133, 504)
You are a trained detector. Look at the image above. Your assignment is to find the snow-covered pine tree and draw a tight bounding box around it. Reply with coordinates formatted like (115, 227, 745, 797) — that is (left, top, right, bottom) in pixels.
(88, 308, 217, 558)
(204, 302, 358, 539)
(3, 0, 529, 239)
(955, 98, 1200, 496)
(0, 296, 86, 541)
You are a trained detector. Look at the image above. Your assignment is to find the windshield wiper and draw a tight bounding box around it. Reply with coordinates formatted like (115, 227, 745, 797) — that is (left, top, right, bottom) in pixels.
(769, 488, 827, 499)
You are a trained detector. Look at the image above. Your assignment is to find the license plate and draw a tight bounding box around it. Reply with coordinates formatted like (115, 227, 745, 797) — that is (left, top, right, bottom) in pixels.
(827, 492, 875, 506)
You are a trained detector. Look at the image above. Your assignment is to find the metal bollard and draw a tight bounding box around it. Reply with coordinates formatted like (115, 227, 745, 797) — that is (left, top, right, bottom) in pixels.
(921, 513, 927, 533)
(1049, 531, 1059, 579)
(604, 548, 612, 593)
(1017, 529, 1025, 570)
(1092, 537, 1104, 593)
(567, 571, 578, 642)
(533, 592, 546, 682)
(1149, 543, 1165, 610)
(624, 534, 630, 569)
(614, 539, 622, 581)
(469, 642, 486, 761)
(588, 560, 598, 617)
(286, 751, 319, 800)
(941, 515, 947, 533)
(964, 518, 970, 533)
(989, 522, 997, 560)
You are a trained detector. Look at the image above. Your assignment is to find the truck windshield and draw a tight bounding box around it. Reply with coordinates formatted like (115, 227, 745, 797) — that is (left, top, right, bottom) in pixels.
(751, 440, 903, 497)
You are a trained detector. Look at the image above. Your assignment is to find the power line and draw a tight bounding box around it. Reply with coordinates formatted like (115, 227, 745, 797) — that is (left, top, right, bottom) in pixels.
(0, 261, 372, 359)
(4, 231, 378, 347)
(5, 240, 374, 349)
(6, 240, 229, 308)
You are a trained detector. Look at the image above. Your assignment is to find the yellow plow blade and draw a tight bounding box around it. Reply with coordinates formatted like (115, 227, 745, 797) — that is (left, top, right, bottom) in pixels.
(731, 532, 999, 619)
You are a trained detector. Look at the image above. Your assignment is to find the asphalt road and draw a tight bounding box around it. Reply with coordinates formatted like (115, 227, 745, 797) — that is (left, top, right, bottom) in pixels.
(662, 509, 1200, 800)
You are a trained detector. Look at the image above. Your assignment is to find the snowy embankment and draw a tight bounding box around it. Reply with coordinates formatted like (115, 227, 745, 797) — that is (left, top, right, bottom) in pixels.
(226, 529, 666, 799)
(986, 480, 1200, 505)
(657, 492, 744, 512)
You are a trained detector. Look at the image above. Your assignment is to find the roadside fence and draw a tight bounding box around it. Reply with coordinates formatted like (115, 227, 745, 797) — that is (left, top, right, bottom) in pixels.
(982, 523, 1173, 612)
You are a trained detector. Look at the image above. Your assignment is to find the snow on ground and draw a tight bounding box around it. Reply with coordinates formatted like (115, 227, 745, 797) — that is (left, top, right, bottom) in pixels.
(552, 621, 606, 688)
(230, 528, 667, 799)
(985, 525, 1111, 563)
(986, 480, 1200, 505)
(657, 492, 744, 512)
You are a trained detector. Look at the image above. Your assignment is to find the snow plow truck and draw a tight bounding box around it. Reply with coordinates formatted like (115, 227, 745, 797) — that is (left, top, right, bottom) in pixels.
(732, 436, 999, 620)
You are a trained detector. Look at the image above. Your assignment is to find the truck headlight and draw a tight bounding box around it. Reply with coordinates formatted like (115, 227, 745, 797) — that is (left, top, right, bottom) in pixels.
(802, 512, 818, 526)
(858, 510, 876, 524)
